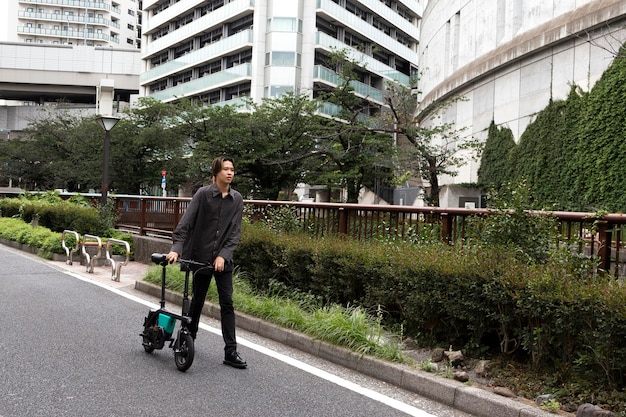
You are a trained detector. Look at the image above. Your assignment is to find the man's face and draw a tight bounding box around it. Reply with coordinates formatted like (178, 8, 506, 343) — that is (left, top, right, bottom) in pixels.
(216, 160, 235, 185)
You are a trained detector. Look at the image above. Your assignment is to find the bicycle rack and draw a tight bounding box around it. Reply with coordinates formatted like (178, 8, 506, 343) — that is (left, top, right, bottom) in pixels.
(81, 234, 102, 273)
(61, 230, 80, 265)
(105, 238, 131, 282)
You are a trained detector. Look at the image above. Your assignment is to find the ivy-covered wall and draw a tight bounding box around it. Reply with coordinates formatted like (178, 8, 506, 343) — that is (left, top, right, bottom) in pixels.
(478, 45, 626, 212)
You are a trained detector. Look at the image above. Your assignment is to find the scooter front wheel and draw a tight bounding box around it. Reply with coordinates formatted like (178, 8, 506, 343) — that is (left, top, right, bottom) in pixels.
(174, 332, 194, 372)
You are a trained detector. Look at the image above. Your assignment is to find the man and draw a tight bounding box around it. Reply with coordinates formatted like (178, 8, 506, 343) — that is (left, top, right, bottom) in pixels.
(166, 156, 246, 369)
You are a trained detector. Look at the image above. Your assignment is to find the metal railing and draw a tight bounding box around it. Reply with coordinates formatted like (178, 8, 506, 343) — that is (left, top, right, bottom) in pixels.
(113, 196, 626, 277)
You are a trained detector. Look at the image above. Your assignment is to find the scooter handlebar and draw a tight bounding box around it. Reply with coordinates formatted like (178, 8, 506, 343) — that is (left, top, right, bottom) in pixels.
(150, 253, 214, 269)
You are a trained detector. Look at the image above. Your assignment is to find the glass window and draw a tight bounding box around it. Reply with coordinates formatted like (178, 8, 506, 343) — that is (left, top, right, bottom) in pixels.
(268, 17, 302, 33)
(271, 51, 295, 66)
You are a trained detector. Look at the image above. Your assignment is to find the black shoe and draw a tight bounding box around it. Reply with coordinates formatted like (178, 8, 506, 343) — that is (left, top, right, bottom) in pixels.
(223, 351, 247, 369)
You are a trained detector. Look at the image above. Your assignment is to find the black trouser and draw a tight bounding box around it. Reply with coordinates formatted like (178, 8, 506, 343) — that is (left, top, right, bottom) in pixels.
(188, 267, 237, 353)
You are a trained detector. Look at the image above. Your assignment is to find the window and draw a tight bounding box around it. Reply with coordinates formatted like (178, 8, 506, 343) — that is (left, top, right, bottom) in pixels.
(173, 41, 193, 58)
(346, 2, 368, 21)
(128, 23, 134, 30)
(151, 51, 169, 66)
(174, 12, 193, 29)
(150, 79, 168, 93)
(227, 14, 253, 35)
(397, 6, 412, 23)
(172, 70, 192, 86)
(128, 9, 135, 16)
(373, 18, 390, 35)
(269, 51, 296, 66)
(127, 38, 134, 45)
(200, 0, 225, 15)
(267, 17, 302, 33)
(265, 86, 294, 98)
(198, 60, 221, 76)
(224, 83, 250, 100)
(225, 49, 252, 68)
(199, 27, 222, 47)
(344, 32, 364, 48)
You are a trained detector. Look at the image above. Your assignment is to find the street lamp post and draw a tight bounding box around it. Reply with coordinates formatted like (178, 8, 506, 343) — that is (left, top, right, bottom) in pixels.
(95, 115, 120, 206)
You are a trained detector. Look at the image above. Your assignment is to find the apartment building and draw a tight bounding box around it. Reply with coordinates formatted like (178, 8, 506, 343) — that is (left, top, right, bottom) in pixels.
(3, 0, 142, 48)
(140, 0, 423, 112)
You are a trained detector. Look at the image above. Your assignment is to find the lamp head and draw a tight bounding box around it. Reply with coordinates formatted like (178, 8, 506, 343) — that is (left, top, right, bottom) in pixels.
(96, 115, 120, 132)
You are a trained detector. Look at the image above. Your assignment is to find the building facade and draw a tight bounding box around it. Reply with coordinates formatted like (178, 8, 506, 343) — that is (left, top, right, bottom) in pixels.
(417, 0, 626, 206)
(140, 0, 423, 110)
(2, 0, 142, 48)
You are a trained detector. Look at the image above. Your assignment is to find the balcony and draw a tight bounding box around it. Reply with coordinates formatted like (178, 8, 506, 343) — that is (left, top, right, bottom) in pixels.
(18, 26, 116, 42)
(145, 0, 254, 44)
(313, 65, 384, 103)
(148, 63, 252, 102)
(141, 29, 253, 85)
(315, 0, 419, 64)
(18, 11, 119, 29)
(315, 31, 410, 85)
(19, 0, 115, 12)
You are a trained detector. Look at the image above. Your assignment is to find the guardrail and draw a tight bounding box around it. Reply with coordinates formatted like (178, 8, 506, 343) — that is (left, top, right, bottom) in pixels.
(113, 196, 626, 277)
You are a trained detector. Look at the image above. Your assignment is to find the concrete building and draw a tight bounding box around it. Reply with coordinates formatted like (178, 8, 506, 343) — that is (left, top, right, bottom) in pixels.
(2, 0, 142, 48)
(417, 0, 626, 207)
(0, 0, 143, 131)
(140, 0, 422, 109)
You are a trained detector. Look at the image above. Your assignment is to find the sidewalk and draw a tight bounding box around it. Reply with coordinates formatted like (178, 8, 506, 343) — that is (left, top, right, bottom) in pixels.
(45, 255, 561, 417)
(47, 256, 152, 290)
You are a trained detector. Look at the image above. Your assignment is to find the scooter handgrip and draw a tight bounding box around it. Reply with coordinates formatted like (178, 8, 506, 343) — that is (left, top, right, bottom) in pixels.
(151, 253, 168, 265)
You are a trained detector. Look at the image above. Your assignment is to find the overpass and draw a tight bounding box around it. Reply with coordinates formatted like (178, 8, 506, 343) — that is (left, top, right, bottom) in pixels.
(0, 42, 140, 128)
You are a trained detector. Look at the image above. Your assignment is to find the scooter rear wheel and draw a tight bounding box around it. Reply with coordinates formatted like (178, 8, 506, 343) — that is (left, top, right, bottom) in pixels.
(174, 333, 194, 372)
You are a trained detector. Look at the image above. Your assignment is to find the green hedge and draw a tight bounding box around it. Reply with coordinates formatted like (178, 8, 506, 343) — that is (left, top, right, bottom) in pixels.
(0, 197, 102, 235)
(234, 223, 626, 389)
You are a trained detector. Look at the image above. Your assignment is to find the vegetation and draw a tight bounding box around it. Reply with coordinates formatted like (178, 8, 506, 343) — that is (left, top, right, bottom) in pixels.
(478, 43, 626, 212)
(143, 265, 403, 362)
(0, 193, 133, 256)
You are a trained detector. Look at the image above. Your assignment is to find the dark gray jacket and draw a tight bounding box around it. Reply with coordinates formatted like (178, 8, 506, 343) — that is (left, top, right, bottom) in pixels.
(171, 183, 243, 265)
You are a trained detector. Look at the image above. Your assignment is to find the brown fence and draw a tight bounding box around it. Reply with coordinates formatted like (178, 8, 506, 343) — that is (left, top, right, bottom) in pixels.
(113, 196, 626, 277)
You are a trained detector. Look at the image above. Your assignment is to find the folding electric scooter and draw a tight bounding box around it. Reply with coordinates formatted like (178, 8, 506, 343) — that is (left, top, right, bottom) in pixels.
(139, 253, 211, 372)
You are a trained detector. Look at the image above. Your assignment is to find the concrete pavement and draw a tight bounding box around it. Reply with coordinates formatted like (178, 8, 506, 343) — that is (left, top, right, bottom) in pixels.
(42, 253, 563, 417)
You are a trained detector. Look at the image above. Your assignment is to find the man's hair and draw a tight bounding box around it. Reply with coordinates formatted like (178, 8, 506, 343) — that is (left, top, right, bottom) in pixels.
(211, 156, 235, 177)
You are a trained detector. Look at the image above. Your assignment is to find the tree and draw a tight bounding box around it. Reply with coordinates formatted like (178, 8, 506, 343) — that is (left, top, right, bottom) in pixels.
(376, 76, 476, 206)
(0, 108, 103, 191)
(242, 92, 320, 199)
(173, 101, 253, 194)
(309, 49, 395, 203)
(113, 97, 187, 195)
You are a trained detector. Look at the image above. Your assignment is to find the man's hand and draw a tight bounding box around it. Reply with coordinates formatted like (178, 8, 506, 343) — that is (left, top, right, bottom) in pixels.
(214, 256, 225, 272)
(166, 251, 179, 264)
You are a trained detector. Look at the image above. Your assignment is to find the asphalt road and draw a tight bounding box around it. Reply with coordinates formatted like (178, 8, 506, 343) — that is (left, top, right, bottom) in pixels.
(0, 245, 475, 417)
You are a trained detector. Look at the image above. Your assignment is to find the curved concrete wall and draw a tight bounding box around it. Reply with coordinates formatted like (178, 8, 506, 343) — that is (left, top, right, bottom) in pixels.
(417, 0, 626, 185)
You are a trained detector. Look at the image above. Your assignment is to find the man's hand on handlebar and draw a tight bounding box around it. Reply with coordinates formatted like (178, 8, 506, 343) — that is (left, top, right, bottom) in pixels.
(166, 251, 179, 264)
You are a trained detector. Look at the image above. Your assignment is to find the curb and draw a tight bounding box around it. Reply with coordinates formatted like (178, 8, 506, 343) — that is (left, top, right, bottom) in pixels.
(135, 280, 559, 417)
